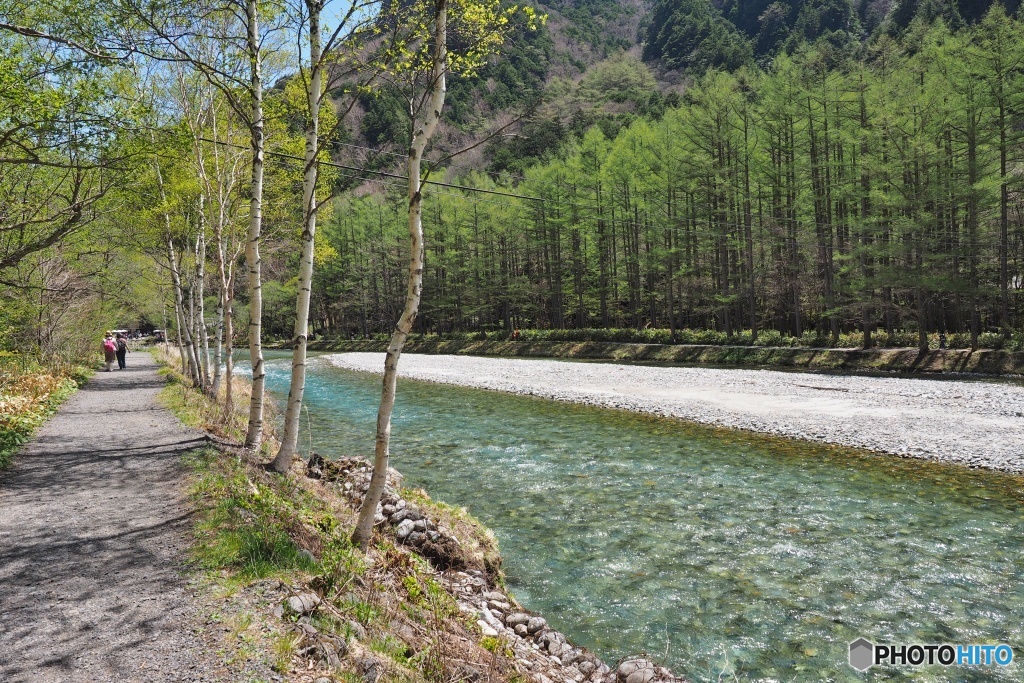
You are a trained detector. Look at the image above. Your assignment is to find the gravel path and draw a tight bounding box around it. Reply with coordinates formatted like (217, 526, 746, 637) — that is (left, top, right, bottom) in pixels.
(326, 352, 1024, 473)
(0, 353, 222, 682)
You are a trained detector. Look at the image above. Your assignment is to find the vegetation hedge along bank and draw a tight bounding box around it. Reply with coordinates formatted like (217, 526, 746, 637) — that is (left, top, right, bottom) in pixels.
(0, 354, 85, 468)
(359, 328, 1024, 351)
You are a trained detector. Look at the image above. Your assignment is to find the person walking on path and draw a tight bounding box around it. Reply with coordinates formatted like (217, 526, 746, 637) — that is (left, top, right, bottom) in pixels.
(115, 332, 130, 370)
(102, 332, 117, 371)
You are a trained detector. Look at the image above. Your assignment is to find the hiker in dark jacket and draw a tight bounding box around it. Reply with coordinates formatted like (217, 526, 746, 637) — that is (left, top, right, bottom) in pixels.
(115, 333, 130, 370)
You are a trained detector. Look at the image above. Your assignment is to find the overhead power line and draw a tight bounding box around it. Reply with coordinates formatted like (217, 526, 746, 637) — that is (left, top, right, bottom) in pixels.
(198, 137, 545, 202)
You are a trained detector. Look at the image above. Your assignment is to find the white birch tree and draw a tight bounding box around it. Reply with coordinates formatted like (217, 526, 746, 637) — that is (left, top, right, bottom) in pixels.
(268, 0, 387, 472)
(351, 0, 538, 547)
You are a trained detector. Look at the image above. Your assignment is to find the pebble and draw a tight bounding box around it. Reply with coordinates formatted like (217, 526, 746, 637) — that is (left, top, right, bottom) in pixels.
(396, 519, 415, 540)
(617, 659, 656, 683)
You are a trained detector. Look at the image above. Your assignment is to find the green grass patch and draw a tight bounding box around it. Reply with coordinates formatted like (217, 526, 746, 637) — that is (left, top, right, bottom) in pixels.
(186, 448, 322, 582)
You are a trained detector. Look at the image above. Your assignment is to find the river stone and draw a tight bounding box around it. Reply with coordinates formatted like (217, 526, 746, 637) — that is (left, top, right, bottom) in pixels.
(477, 620, 499, 637)
(407, 531, 425, 545)
(391, 509, 410, 523)
(489, 600, 511, 612)
(413, 519, 427, 531)
(396, 519, 415, 540)
(527, 616, 547, 634)
(577, 661, 596, 675)
(514, 624, 529, 637)
(347, 620, 368, 640)
(482, 591, 506, 602)
(617, 659, 655, 683)
(506, 612, 530, 626)
(286, 592, 321, 615)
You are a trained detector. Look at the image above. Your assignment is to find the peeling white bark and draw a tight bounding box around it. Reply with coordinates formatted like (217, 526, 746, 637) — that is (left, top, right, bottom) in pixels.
(243, 0, 266, 450)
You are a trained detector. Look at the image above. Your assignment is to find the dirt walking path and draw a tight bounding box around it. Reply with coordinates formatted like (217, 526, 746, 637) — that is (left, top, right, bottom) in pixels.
(0, 352, 221, 682)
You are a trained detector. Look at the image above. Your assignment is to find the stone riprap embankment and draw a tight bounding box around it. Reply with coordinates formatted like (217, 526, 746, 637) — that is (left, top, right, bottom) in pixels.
(325, 352, 1024, 473)
(305, 453, 684, 683)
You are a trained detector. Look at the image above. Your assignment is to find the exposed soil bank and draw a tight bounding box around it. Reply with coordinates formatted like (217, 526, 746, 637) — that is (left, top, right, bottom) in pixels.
(304, 339, 1024, 376)
(325, 352, 1024, 473)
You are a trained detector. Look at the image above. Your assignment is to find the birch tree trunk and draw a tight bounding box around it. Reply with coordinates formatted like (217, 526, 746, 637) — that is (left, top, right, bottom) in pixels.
(188, 263, 203, 385)
(195, 204, 211, 392)
(352, 0, 447, 548)
(213, 281, 224, 396)
(154, 148, 201, 385)
(168, 236, 201, 385)
(174, 302, 187, 375)
(243, 0, 267, 450)
(224, 264, 236, 417)
(269, 2, 322, 472)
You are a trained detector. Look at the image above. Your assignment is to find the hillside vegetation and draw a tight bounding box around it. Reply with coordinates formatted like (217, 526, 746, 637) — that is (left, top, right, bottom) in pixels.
(307, 7, 1024, 352)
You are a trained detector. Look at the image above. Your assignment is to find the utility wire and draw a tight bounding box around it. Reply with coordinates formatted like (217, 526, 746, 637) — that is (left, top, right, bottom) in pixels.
(199, 137, 545, 202)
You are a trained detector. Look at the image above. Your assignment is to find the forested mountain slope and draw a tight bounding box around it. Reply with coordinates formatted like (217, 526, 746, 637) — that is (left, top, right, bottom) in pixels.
(309, 8, 1024, 350)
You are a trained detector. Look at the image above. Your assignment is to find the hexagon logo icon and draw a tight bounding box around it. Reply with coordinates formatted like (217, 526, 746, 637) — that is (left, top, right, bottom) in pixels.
(849, 638, 874, 672)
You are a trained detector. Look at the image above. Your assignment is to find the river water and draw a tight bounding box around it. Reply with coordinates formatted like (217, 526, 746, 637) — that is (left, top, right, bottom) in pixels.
(259, 352, 1024, 682)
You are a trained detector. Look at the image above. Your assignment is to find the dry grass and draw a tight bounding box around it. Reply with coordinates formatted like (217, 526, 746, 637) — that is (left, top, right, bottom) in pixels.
(0, 355, 84, 468)
(152, 344, 281, 454)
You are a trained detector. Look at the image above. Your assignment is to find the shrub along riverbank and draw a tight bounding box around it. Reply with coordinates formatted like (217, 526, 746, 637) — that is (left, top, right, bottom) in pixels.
(0, 354, 88, 469)
(302, 339, 1024, 376)
(153, 346, 677, 683)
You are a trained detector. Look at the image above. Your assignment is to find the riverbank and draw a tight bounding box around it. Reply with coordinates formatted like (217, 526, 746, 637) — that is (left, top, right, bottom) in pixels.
(150, 347, 687, 683)
(302, 339, 1024, 376)
(325, 352, 1024, 473)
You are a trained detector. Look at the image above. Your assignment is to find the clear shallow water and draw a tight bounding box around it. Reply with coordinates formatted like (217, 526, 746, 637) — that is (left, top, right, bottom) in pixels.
(258, 353, 1024, 682)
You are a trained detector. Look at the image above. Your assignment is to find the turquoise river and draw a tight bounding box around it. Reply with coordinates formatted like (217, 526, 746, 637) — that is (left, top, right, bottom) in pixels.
(260, 352, 1024, 682)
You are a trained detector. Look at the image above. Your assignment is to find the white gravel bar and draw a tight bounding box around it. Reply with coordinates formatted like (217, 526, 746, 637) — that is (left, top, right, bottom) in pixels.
(325, 352, 1024, 473)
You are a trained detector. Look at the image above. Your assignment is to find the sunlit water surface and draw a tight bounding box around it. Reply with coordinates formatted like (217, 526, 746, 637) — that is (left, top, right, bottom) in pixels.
(253, 352, 1024, 682)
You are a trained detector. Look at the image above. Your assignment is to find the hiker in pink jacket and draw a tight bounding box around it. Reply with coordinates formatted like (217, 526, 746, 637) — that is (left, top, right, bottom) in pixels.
(102, 333, 117, 372)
